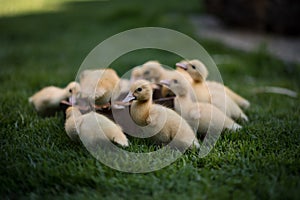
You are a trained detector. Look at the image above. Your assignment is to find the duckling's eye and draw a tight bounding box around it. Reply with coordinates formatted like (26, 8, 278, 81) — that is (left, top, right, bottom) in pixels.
(191, 65, 196, 69)
(69, 89, 73, 93)
(173, 79, 178, 84)
(136, 87, 143, 92)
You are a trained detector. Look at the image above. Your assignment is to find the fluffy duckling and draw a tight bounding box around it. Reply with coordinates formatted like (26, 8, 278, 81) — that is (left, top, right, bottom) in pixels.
(140, 61, 192, 97)
(79, 68, 122, 106)
(176, 59, 250, 109)
(65, 106, 129, 148)
(122, 80, 200, 150)
(29, 81, 80, 116)
(141, 60, 192, 83)
(160, 76, 242, 137)
(140, 61, 169, 83)
(177, 60, 248, 121)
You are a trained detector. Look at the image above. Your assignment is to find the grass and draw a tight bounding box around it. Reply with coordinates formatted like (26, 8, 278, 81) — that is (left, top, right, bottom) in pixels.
(1, 0, 300, 199)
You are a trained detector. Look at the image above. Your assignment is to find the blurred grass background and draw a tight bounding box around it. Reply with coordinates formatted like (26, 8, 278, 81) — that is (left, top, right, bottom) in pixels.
(1, 0, 299, 199)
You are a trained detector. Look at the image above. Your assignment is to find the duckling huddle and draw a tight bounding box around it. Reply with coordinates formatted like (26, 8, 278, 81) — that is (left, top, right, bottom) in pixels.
(29, 59, 250, 151)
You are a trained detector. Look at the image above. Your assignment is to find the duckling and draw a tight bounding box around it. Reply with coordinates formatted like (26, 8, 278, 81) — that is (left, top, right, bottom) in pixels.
(176, 60, 248, 121)
(79, 68, 121, 105)
(29, 81, 80, 116)
(140, 61, 168, 83)
(141, 60, 192, 83)
(160, 76, 242, 137)
(140, 61, 192, 97)
(65, 106, 129, 148)
(122, 80, 200, 151)
(176, 59, 250, 109)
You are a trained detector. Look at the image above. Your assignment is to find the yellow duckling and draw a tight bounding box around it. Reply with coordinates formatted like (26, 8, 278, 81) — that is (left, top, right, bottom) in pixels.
(141, 60, 193, 83)
(65, 106, 129, 148)
(29, 81, 80, 116)
(140, 60, 192, 97)
(176, 59, 250, 109)
(176, 60, 248, 121)
(122, 80, 200, 150)
(160, 76, 242, 137)
(79, 68, 121, 106)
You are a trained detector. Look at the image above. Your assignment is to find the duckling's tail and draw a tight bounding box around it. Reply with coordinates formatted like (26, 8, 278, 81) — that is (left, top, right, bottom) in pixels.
(28, 97, 33, 104)
(225, 87, 250, 109)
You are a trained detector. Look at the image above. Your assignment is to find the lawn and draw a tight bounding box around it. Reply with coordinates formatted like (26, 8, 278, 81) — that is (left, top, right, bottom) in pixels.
(1, 0, 300, 199)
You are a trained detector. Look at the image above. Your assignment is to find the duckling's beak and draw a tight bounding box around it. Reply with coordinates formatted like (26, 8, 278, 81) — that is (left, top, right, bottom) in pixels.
(176, 63, 187, 70)
(122, 92, 136, 103)
(69, 95, 77, 105)
(160, 80, 170, 86)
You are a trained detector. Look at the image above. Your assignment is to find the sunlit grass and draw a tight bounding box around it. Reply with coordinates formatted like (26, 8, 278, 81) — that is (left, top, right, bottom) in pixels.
(0, 0, 102, 17)
(0, 0, 58, 16)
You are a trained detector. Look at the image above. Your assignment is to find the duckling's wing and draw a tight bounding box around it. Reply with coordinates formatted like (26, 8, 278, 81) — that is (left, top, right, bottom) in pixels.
(146, 109, 159, 125)
(147, 105, 166, 126)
